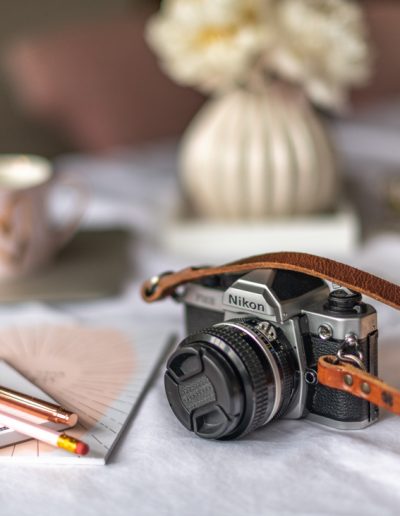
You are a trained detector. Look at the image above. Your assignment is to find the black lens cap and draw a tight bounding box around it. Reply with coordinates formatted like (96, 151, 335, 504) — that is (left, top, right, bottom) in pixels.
(165, 342, 245, 439)
(164, 324, 277, 440)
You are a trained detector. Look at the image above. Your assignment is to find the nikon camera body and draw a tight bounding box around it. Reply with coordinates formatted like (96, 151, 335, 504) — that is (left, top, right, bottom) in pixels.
(164, 269, 379, 440)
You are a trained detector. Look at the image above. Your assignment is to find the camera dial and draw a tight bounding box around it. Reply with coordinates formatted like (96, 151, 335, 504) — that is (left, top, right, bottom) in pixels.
(164, 319, 296, 440)
(326, 289, 363, 313)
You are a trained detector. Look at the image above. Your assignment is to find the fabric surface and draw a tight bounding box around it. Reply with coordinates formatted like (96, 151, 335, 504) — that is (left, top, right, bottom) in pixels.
(0, 143, 400, 516)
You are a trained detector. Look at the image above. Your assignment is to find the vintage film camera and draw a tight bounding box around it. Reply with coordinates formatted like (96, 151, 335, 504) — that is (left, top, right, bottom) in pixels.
(164, 269, 379, 440)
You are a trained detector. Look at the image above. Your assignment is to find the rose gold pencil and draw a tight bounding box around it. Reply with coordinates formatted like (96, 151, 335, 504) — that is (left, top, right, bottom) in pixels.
(0, 385, 78, 426)
(0, 409, 89, 455)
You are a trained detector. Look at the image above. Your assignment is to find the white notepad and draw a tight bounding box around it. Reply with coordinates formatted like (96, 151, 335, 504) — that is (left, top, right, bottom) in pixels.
(0, 310, 176, 464)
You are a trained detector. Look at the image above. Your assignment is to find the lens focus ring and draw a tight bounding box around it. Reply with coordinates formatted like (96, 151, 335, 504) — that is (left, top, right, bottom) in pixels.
(206, 326, 270, 437)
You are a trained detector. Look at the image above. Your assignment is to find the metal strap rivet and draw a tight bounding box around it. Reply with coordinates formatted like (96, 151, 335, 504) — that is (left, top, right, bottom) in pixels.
(344, 374, 353, 387)
(361, 382, 371, 395)
(382, 391, 394, 407)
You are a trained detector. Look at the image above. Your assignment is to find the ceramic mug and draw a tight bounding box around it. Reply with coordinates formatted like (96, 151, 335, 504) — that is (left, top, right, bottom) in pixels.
(0, 155, 87, 278)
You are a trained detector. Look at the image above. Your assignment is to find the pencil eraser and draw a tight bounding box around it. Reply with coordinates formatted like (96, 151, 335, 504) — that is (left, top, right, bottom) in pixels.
(75, 442, 89, 456)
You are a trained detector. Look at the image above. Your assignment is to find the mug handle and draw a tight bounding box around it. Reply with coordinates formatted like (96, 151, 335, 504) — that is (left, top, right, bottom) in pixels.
(51, 177, 88, 250)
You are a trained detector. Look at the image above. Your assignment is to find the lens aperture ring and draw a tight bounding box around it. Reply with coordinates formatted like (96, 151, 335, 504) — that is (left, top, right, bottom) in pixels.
(247, 323, 296, 421)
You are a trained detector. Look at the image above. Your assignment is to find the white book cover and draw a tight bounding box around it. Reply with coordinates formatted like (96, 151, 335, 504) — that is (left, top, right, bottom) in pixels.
(160, 203, 360, 261)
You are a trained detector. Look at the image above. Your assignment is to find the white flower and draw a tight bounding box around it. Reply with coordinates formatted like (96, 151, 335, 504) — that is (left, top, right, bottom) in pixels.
(146, 0, 372, 112)
(146, 0, 273, 93)
(267, 0, 372, 110)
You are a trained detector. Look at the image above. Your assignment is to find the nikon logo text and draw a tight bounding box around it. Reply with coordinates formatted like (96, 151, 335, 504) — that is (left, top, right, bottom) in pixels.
(227, 294, 265, 312)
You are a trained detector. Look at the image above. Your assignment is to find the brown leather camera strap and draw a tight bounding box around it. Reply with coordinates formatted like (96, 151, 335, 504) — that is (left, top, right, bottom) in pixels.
(142, 251, 400, 415)
(318, 356, 400, 416)
(142, 251, 400, 309)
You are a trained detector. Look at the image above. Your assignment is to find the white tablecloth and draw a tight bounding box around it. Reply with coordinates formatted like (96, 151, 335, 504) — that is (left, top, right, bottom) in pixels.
(1, 143, 400, 516)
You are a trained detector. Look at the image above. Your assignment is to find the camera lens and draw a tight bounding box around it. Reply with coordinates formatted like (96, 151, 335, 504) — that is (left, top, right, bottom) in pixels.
(164, 318, 296, 440)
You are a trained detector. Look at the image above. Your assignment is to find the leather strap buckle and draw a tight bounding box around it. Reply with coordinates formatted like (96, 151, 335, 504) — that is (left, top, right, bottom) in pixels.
(143, 270, 174, 298)
(318, 355, 400, 415)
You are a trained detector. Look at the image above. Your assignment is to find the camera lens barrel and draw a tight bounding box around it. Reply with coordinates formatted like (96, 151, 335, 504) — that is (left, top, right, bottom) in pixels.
(164, 319, 296, 440)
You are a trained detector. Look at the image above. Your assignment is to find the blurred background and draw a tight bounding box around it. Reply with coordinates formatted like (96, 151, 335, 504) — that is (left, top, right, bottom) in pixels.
(0, 0, 204, 155)
(1, 0, 399, 156)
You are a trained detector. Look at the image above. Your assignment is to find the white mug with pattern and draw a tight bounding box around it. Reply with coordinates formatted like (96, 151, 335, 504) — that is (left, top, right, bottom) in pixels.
(0, 155, 87, 278)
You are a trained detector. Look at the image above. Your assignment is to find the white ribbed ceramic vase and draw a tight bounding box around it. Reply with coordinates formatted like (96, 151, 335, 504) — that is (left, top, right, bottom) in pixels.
(179, 85, 339, 219)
